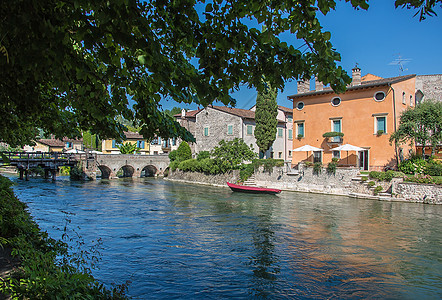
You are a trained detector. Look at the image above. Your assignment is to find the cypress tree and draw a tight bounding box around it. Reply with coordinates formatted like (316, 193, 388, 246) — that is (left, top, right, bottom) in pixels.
(254, 82, 278, 157)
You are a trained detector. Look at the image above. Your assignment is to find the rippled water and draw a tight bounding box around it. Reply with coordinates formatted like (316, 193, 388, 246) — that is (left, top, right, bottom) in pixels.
(9, 175, 442, 299)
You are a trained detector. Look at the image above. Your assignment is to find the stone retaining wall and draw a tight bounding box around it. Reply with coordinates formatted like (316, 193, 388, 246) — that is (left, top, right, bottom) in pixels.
(254, 165, 360, 196)
(167, 169, 239, 186)
(394, 182, 442, 204)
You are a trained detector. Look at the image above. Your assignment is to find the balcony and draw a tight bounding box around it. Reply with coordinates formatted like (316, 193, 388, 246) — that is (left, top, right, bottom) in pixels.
(323, 132, 344, 145)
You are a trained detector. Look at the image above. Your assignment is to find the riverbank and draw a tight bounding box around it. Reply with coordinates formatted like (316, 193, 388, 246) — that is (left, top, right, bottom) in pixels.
(167, 165, 441, 204)
(0, 175, 128, 299)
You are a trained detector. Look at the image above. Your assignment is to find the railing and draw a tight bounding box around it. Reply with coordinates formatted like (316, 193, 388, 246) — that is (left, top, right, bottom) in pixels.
(0, 151, 85, 164)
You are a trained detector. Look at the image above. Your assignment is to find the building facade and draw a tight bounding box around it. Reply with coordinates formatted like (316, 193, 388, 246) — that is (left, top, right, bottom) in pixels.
(289, 68, 415, 171)
(415, 74, 442, 104)
(102, 131, 150, 154)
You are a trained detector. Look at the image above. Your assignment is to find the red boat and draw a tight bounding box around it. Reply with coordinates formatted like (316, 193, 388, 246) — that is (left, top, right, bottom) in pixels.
(227, 182, 281, 195)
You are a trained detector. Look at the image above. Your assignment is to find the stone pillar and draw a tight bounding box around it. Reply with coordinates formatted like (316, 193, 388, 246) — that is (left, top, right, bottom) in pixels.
(19, 169, 24, 180)
(25, 170, 29, 181)
(44, 169, 50, 179)
(51, 170, 56, 181)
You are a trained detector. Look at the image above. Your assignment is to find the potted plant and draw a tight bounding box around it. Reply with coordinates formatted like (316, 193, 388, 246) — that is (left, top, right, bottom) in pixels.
(297, 133, 304, 139)
(376, 130, 384, 136)
(323, 132, 344, 143)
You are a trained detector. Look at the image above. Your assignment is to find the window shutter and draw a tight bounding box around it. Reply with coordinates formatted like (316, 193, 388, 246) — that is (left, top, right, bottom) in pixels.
(112, 140, 116, 148)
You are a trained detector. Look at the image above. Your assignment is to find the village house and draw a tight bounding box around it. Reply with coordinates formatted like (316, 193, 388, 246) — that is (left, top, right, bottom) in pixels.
(24, 137, 83, 152)
(175, 105, 293, 160)
(101, 131, 150, 154)
(149, 136, 178, 155)
(289, 67, 415, 171)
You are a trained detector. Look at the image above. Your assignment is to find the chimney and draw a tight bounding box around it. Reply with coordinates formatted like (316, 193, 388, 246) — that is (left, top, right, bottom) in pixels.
(351, 65, 361, 86)
(181, 109, 186, 118)
(297, 79, 310, 94)
(314, 77, 323, 91)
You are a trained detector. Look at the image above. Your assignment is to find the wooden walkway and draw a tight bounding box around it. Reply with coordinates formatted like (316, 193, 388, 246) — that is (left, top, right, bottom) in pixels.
(0, 152, 82, 180)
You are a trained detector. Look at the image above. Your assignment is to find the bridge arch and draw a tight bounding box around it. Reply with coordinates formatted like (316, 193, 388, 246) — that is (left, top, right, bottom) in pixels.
(141, 165, 157, 177)
(117, 165, 135, 178)
(97, 165, 111, 179)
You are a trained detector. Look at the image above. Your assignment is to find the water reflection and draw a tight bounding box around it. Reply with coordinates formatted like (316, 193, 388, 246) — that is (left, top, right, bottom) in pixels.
(9, 175, 442, 299)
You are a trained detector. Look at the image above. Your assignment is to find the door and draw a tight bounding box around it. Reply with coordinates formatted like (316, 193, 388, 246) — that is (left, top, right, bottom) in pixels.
(359, 150, 369, 170)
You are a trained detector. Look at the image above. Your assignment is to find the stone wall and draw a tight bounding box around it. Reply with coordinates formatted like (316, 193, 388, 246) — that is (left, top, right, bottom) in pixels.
(168, 169, 240, 187)
(253, 165, 360, 196)
(394, 182, 442, 205)
(416, 74, 442, 102)
(195, 107, 243, 153)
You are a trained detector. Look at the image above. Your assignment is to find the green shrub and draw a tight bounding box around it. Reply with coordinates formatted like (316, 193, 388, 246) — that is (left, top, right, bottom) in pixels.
(168, 150, 178, 161)
(374, 186, 383, 195)
(70, 162, 84, 180)
(313, 162, 322, 175)
(425, 162, 442, 176)
(197, 151, 211, 161)
(331, 157, 339, 163)
(368, 181, 375, 187)
(405, 174, 436, 184)
(169, 160, 180, 171)
(178, 159, 198, 172)
(326, 162, 337, 175)
(239, 164, 255, 182)
(361, 176, 368, 181)
(370, 170, 405, 182)
(399, 157, 426, 174)
(198, 158, 220, 174)
(177, 141, 192, 161)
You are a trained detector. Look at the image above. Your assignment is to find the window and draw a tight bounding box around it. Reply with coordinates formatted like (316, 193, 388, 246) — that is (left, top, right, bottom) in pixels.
(137, 141, 145, 148)
(66, 142, 72, 148)
(288, 150, 292, 157)
(402, 92, 406, 104)
(151, 138, 158, 145)
(287, 116, 293, 123)
(270, 152, 274, 158)
(332, 119, 342, 142)
(374, 91, 386, 101)
(288, 129, 293, 140)
(227, 125, 233, 135)
(278, 128, 283, 138)
(204, 127, 209, 136)
(247, 125, 253, 135)
(278, 152, 282, 159)
(376, 116, 386, 133)
(172, 137, 176, 146)
(331, 97, 341, 106)
(410, 95, 414, 107)
(112, 140, 116, 148)
(297, 122, 304, 138)
(333, 151, 340, 159)
(296, 101, 305, 110)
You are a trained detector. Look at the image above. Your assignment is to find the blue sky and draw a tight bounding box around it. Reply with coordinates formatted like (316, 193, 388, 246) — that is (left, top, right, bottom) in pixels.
(160, 1, 441, 112)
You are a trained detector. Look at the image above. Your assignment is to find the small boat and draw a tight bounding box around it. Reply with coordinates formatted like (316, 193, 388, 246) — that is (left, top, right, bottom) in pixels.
(227, 182, 281, 195)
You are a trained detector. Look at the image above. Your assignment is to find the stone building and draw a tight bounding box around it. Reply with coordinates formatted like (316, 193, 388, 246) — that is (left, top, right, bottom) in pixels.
(415, 74, 442, 104)
(193, 106, 289, 159)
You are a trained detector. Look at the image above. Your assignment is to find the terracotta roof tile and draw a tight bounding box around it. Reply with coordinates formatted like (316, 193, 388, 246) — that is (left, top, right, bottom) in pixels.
(38, 139, 65, 147)
(124, 131, 144, 139)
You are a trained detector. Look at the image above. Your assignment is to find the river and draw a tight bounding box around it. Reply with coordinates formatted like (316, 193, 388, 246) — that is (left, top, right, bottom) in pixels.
(8, 175, 442, 299)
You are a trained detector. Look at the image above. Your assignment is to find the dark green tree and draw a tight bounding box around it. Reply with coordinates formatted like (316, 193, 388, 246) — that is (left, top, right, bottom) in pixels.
(176, 141, 192, 161)
(211, 138, 256, 172)
(254, 82, 278, 156)
(164, 107, 183, 119)
(1, 0, 439, 146)
(390, 100, 442, 156)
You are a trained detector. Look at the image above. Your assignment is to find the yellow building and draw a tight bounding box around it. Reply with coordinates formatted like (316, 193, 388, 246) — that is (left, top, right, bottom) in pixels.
(102, 131, 150, 154)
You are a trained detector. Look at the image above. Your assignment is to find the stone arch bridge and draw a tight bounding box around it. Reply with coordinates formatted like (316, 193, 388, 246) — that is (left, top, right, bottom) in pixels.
(83, 154, 170, 179)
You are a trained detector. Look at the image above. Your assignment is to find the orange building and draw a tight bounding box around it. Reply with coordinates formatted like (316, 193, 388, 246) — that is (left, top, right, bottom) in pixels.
(289, 67, 415, 171)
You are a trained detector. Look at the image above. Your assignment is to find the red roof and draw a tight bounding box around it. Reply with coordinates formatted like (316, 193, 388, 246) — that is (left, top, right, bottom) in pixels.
(37, 139, 65, 147)
(124, 131, 144, 139)
(174, 109, 202, 119)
